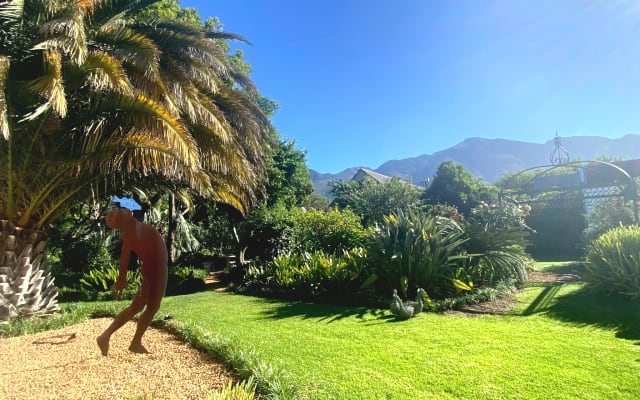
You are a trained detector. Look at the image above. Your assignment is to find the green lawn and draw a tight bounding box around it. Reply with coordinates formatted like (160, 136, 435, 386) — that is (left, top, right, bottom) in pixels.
(157, 261, 640, 400)
(5, 261, 639, 399)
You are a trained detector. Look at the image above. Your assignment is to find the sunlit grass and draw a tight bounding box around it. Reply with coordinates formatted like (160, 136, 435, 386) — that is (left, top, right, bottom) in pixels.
(5, 261, 640, 399)
(157, 262, 640, 399)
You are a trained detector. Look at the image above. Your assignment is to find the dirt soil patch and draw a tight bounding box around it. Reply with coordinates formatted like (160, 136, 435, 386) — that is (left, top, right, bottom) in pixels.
(446, 270, 581, 316)
(0, 318, 232, 400)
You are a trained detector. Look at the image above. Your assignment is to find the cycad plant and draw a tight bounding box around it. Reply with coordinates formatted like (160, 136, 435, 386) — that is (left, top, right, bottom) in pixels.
(463, 203, 531, 288)
(368, 210, 467, 298)
(0, 0, 272, 319)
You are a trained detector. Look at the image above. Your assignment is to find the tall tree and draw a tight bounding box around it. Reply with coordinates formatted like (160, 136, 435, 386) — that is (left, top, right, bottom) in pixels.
(330, 177, 423, 227)
(422, 161, 497, 216)
(265, 139, 314, 208)
(0, 0, 272, 318)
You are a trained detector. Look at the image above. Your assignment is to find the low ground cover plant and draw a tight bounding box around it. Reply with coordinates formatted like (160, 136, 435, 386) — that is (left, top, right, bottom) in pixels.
(80, 264, 142, 300)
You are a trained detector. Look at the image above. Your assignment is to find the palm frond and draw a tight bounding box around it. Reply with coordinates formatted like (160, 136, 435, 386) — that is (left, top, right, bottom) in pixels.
(88, 0, 159, 27)
(37, 4, 88, 64)
(0, 0, 24, 21)
(138, 22, 234, 87)
(93, 25, 160, 80)
(79, 126, 210, 193)
(90, 91, 200, 167)
(205, 30, 252, 45)
(82, 50, 132, 93)
(28, 50, 67, 117)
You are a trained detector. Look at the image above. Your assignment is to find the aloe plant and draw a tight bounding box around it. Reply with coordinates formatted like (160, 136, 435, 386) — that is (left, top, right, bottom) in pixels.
(368, 210, 467, 298)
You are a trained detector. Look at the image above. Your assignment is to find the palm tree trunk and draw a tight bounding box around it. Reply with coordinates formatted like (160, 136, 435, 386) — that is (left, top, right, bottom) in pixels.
(0, 220, 59, 320)
(167, 193, 176, 264)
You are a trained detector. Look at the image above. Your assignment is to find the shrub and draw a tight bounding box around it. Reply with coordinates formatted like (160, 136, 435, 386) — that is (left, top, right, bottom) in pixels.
(367, 210, 468, 299)
(463, 202, 532, 287)
(526, 193, 587, 259)
(237, 204, 294, 261)
(330, 177, 424, 227)
(585, 225, 640, 300)
(79, 264, 141, 300)
(242, 248, 369, 304)
(166, 266, 207, 295)
(285, 207, 367, 254)
(583, 197, 636, 244)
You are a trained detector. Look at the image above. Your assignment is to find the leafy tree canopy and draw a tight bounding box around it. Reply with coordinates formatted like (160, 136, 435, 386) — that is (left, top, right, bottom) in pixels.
(134, 0, 202, 25)
(265, 139, 314, 208)
(422, 161, 497, 216)
(330, 177, 423, 227)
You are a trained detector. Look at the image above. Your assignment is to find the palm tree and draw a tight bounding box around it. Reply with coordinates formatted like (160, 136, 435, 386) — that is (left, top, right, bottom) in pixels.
(0, 0, 273, 319)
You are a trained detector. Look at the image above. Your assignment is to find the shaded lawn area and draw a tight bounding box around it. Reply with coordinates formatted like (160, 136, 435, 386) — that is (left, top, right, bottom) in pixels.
(158, 262, 640, 400)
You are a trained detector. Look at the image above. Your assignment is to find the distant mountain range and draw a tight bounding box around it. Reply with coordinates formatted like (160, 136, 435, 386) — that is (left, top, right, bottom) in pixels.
(310, 134, 640, 198)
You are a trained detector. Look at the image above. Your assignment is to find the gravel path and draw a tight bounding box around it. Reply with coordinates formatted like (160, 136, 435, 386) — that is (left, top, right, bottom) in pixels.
(0, 318, 232, 400)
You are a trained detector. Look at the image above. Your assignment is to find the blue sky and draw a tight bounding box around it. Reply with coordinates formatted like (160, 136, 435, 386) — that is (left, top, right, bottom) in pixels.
(181, 0, 640, 173)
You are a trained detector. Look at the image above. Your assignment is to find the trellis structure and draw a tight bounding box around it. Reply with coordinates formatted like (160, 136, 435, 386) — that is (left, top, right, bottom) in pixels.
(499, 159, 640, 224)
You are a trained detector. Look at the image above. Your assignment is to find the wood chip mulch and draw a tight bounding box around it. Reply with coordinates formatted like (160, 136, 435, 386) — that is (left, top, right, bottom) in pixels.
(0, 318, 233, 400)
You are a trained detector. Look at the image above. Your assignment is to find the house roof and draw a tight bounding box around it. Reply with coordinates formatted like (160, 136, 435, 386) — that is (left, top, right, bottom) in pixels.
(351, 168, 393, 183)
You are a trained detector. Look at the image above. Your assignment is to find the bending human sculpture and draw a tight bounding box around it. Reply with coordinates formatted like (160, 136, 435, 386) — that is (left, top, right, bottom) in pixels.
(97, 208, 168, 356)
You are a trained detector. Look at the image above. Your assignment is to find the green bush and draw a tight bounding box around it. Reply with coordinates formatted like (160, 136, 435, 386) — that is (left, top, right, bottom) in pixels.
(329, 177, 424, 227)
(242, 248, 369, 304)
(237, 204, 294, 261)
(463, 202, 532, 287)
(285, 207, 367, 254)
(585, 225, 640, 300)
(47, 204, 118, 277)
(584, 197, 636, 244)
(367, 210, 468, 299)
(526, 193, 587, 259)
(166, 266, 207, 295)
(79, 264, 141, 300)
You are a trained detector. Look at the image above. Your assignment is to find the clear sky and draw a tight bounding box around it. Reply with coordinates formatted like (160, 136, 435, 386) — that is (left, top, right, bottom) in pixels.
(181, 0, 640, 173)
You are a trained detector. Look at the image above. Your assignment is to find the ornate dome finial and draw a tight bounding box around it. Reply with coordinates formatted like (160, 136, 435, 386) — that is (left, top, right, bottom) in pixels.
(550, 132, 570, 165)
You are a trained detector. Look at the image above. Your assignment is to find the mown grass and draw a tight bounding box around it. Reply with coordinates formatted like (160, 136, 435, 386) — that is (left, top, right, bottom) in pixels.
(4, 261, 640, 399)
(159, 288, 640, 399)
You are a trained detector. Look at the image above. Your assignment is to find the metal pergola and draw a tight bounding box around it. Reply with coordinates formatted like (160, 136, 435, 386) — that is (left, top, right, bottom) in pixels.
(499, 160, 639, 225)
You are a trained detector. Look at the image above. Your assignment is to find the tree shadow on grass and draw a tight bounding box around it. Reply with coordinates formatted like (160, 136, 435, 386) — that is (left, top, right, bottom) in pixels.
(541, 261, 588, 276)
(523, 282, 640, 342)
(259, 301, 391, 323)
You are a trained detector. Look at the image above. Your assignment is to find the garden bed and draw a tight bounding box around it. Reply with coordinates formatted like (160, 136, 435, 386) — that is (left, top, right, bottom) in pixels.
(448, 269, 581, 316)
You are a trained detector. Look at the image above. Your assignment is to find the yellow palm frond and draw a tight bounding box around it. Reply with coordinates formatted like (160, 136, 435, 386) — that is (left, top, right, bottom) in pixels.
(95, 25, 161, 82)
(90, 92, 200, 169)
(83, 50, 132, 93)
(28, 50, 67, 117)
(37, 2, 88, 65)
